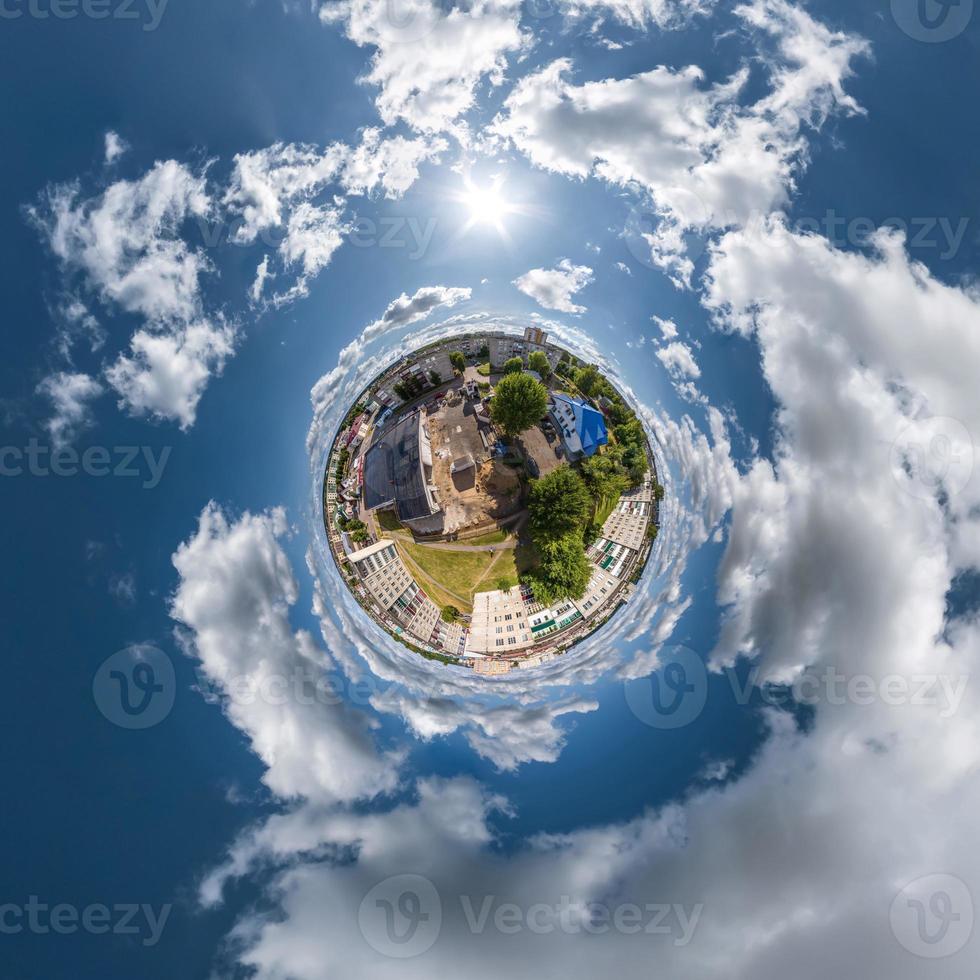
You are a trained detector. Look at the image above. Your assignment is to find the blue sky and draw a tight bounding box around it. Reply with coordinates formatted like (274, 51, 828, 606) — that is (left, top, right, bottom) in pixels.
(3, 0, 980, 976)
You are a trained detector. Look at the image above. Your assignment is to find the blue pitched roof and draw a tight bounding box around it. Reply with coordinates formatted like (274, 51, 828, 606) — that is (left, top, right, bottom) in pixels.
(553, 394, 608, 456)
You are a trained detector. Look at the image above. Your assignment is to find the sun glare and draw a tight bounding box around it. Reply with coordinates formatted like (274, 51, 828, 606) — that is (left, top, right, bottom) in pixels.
(458, 176, 513, 235)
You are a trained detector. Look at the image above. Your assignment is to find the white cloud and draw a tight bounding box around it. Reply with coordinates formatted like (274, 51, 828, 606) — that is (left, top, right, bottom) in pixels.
(105, 319, 237, 429)
(492, 0, 869, 285)
(614, 261, 632, 275)
(171, 503, 403, 807)
(513, 259, 594, 313)
(103, 130, 129, 165)
(224, 132, 443, 304)
(703, 218, 980, 676)
(319, 0, 527, 133)
(656, 339, 701, 378)
(561, 0, 712, 30)
(652, 314, 679, 338)
(32, 161, 211, 323)
(35, 371, 104, 448)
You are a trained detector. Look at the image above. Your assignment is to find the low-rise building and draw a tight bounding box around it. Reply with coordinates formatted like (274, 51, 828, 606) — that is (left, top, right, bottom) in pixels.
(550, 393, 608, 458)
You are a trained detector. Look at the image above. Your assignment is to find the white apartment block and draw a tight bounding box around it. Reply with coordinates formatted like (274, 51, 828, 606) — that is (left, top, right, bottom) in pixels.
(348, 540, 442, 648)
(573, 565, 622, 620)
(465, 586, 535, 655)
(601, 499, 649, 551)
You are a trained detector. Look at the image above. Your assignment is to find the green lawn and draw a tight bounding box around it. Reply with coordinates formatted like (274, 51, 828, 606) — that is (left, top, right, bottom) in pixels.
(476, 362, 491, 376)
(465, 528, 510, 545)
(397, 541, 520, 610)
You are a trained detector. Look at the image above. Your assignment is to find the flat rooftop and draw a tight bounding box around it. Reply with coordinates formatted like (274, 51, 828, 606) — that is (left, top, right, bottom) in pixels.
(363, 411, 433, 522)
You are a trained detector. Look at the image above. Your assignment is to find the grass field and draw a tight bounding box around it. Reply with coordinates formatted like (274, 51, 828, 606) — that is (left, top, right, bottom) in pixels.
(464, 528, 511, 545)
(396, 540, 520, 611)
(476, 362, 491, 376)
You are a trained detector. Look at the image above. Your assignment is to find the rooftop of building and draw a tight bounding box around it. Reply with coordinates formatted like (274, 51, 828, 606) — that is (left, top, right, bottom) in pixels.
(362, 410, 434, 522)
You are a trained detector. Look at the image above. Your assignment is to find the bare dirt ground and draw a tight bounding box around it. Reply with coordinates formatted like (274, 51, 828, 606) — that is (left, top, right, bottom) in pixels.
(519, 423, 564, 476)
(428, 400, 524, 533)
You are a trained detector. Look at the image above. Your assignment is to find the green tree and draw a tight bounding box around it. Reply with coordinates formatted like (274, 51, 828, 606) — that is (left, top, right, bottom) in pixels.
(574, 364, 601, 397)
(490, 372, 549, 438)
(527, 466, 592, 541)
(653, 480, 665, 501)
(579, 453, 629, 504)
(528, 534, 592, 603)
(478, 343, 490, 359)
(503, 356, 524, 374)
(449, 351, 466, 373)
(429, 370, 442, 386)
(527, 351, 552, 379)
(441, 604, 460, 623)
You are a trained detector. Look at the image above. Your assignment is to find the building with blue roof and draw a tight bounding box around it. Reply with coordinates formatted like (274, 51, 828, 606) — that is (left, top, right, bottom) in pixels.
(550, 393, 609, 458)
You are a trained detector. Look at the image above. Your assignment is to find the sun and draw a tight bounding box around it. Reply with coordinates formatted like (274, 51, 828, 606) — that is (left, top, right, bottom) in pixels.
(457, 175, 512, 235)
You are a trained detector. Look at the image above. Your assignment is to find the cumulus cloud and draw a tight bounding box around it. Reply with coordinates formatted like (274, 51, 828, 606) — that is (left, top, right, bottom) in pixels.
(224, 131, 444, 304)
(28, 161, 240, 428)
(656, 339, 701, 378)
(513, 259, 594, 313)
(171, 503, 403, 806)
(105, 319, 237, 429)
(492, 0, 869, 285)
(320, 0, 526, 134)
(35, 371, 104, 448)
(31, 160, 211, 323)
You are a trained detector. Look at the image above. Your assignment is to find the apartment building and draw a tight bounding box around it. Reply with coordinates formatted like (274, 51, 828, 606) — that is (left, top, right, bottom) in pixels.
(465, 586, 535, 655)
